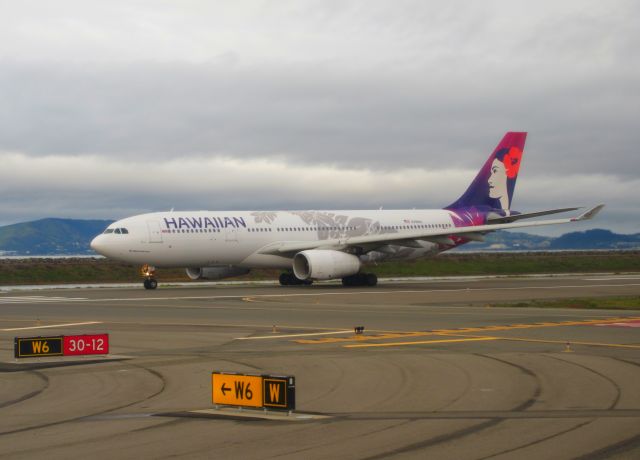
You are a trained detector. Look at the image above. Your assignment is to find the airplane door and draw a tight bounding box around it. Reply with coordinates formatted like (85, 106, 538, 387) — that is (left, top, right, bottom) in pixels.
(225, 227, 238, 242)
(147, 221, 163, 243)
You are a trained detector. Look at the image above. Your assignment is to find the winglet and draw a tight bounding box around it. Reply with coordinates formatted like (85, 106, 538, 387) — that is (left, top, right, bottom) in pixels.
(573, 204, 605, 221)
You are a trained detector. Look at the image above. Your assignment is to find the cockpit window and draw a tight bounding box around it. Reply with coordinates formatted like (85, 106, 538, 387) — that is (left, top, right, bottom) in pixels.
(103, 227, 129, 234)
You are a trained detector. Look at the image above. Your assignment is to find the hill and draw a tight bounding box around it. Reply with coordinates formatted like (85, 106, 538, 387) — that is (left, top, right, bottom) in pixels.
(549, 229, 640, 250)
(454, 229, 640, 251)
(0, 218, 113, 255)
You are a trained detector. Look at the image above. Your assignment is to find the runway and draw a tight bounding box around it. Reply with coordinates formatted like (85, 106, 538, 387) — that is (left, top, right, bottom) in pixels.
(1, 274, 639, 459)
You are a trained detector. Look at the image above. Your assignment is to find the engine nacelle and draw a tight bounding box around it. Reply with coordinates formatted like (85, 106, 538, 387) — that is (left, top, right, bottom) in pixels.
(185, 266, 250, 280)
(292, 250, 361, 280)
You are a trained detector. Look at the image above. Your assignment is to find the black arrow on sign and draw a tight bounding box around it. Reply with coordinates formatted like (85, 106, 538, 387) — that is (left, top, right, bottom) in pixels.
(221, 383, 230, 396)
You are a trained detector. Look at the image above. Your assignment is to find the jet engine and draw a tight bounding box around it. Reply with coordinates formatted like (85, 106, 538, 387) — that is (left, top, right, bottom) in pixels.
(185, 266, 249, 280)
(292, 250, 361, 280)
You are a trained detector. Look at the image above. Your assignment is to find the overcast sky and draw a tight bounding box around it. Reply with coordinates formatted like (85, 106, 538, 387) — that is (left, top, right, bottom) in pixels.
(0, 0, 638, 235)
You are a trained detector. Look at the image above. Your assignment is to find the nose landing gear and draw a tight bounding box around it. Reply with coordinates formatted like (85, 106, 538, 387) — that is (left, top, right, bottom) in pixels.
(141, 264, 158, 290)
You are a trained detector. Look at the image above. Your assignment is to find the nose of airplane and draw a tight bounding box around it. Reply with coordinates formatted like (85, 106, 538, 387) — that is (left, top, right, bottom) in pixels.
(90, 235, 105, 254)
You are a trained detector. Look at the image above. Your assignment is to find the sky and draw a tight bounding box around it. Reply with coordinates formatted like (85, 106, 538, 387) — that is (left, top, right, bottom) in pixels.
(0, 0, 638, 235)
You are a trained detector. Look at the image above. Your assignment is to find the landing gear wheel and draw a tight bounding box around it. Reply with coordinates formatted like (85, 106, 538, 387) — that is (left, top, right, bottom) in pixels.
(342, 273, 377, 287)
(143, 278, 158, 290)
(279, 272, 313, 286)
(365, 273, 378, 286)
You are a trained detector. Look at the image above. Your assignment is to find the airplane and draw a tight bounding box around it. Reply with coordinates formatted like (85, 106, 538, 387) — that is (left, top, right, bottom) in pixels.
(90, 132, 604, 289)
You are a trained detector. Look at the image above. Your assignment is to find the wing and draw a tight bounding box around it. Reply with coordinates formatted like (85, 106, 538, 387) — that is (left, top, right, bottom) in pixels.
(258, 205, 605, 257)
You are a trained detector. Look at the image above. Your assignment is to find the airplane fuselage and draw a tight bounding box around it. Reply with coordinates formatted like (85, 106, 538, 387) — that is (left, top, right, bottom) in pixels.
(92, 209, 457, 268)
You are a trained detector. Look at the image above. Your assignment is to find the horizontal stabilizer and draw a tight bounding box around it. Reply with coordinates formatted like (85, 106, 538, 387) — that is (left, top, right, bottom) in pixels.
(488, 207, 580, 224)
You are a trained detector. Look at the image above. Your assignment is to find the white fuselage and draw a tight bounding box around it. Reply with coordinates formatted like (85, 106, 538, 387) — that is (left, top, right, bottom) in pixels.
(90, 209, 457, 269)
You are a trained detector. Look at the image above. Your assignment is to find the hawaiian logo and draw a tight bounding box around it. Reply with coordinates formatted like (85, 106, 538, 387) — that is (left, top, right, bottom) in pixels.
(163, 216, 247, 229)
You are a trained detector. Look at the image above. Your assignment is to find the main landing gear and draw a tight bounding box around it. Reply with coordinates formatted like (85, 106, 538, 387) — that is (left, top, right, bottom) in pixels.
(342, 273, 378, 287)
(141, 264, 158, 290)
(279, 272, 313, 286)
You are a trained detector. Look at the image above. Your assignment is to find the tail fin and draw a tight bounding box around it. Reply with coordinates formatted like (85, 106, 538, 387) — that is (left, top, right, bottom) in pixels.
(446, 132, 527, 212)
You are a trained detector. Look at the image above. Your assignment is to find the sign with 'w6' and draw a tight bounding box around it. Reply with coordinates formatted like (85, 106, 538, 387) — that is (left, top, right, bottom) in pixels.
(212, 372, 295, 411)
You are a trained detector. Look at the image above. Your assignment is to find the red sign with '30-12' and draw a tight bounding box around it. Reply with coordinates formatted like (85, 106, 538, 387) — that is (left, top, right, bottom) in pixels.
(63, 334, 109, 355)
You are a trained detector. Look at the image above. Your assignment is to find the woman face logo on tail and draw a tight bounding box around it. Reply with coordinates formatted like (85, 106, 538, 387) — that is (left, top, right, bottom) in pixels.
(488, 147, 522, 211)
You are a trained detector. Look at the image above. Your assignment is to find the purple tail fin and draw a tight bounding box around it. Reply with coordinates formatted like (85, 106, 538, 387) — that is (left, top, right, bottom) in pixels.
(446, 132, 527, 212)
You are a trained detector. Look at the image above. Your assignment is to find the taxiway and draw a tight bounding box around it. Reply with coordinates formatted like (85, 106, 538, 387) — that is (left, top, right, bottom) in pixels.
(0, 274, 639, 459)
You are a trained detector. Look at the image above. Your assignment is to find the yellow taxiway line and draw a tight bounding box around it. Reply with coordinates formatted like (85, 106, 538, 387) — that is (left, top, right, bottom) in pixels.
(343, 334, 640, 350)
(296, 316, 640, 344)
(497, 336, 640, 349)
(344, 336, 500, 348)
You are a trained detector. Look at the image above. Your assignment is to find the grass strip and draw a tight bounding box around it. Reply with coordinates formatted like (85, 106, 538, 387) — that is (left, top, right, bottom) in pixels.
(487, 296, 640, 310)
(1, 251, 639, 286)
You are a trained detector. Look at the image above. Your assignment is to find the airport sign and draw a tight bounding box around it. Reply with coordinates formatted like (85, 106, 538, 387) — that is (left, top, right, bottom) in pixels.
(14, 336, 64, 358)
(262, 376, 294, 409)
(212, 373, 263, 408)
(63, 334, 109, 355)
(14, 334, 110, 359)
(212, 372, 295, 411)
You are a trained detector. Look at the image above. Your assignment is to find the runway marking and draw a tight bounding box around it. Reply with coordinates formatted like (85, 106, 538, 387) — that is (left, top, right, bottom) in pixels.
(0, 295, 88, 304)
(236, 330, 353, 340)
(1, 321, 102, 331)
(297, 331, 433, 344)
(45, 282, 640, 304)
(584, 276, 640, 281)
(242, 297, 270, 303)
(344, 337, 499, 348)
(595, 320, 640, 328)
(296, 316, 640, 344)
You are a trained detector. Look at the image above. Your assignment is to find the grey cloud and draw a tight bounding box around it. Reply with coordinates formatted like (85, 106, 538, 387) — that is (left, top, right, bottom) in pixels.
(0, 153, 637, 236)
(0, 59, 638, 177)
(0, 0, 638, 234)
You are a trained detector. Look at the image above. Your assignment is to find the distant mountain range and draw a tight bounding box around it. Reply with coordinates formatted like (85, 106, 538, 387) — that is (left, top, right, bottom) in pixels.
(0, 218, 113, 255)
(0, 218, 638, 256)
(453, 228, 640, 251)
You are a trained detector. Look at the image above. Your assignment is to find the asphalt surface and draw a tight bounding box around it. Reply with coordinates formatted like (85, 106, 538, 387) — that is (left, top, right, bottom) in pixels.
(0, 274, 639, 459)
